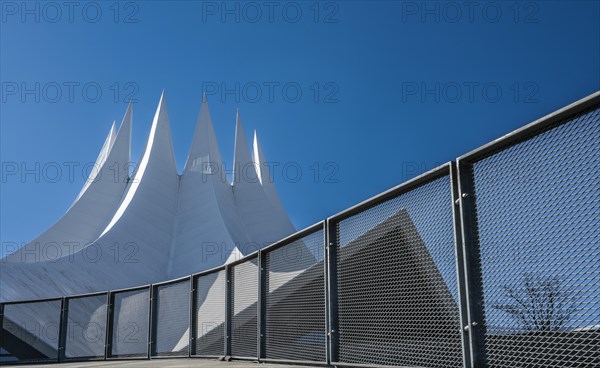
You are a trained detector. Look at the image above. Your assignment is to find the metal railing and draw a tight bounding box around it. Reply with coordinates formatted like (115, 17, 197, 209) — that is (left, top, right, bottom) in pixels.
(1, 91, 599, 368)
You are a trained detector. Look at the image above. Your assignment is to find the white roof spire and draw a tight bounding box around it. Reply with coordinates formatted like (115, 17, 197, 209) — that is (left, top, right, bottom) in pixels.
(252, 130, 295, 233)
(184, 93, 224, 173)
(3, 104, 133, 264)
(99, 92, 178, 237)
(233, 111, 295, 249)
(1, 97, 295, 301)
(233, 110, 259, 185)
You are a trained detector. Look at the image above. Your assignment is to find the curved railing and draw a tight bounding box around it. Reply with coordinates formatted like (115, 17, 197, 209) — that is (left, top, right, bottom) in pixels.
(1, 92, 599, 368)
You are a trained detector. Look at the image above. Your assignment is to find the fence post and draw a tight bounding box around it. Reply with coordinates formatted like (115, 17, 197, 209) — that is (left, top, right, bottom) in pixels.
(257, 250, 267, 360)
(148, 285, 155, 359)
(224, 265, 232, 357)
(325, 218, 339, 365)
(450, 162, 474, 368)
(456, 160, 488, 368)
(189, 275, 196, 357)
(58, 297, 68, 362)
(104, 291, 113, 360)
(0, 303, 4, 356)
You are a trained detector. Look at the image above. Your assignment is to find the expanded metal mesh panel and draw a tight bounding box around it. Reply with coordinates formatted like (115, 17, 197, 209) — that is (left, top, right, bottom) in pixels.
(231, 257, 258, 358)
(64, 295, 107, 359)
(265, 229, 326, 362)
(194, 270, 226, 356)
(0, 300, 61, 363)
(111, 288, 149, 358)
(335, 174, 463, 367)
(471, 106, 600, 367)
(154, 280, 190, 357)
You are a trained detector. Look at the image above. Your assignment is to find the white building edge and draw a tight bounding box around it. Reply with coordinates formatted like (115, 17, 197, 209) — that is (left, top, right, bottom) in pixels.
(0, 93, 296, 303)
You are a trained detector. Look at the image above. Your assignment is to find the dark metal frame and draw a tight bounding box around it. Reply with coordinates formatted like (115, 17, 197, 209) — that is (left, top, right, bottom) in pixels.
(1, 91, 598, 368)
(325, 218, 338, 366)
(453, 92, 600, 368)
(450, 162, 474, 368)
(189, 275, 196, 358)
(227, 252, 259, 361)
(326, 163, 461, 368)
(257, 249, 267, 360)
(0, 297, 63, 365)
(104, 292, 113, 360)
(458, 92, 600, 163)
(60, 291, 109, 363)
(58, 298, 67, 363)
(258, 221, 328, 366)
(454, 161, 487, 368)
(225, 264, 232, 358)
(189, 264, 227, 359)
(149, 276, 192, 359)
(105, 284, 151, 361)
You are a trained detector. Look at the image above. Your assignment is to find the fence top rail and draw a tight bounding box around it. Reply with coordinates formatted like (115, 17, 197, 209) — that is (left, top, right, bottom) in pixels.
(64, 291, 109, 300)
(260, 220, 325, 255)
(227, 249, 259, 268)
(110, 284, 152, 294)
(327, 162, 451, 223)
(458, 90, 600, 163)
(1, 296, 63, 306)
(191, 264, 227, 279)
(152, 274, 192, 287)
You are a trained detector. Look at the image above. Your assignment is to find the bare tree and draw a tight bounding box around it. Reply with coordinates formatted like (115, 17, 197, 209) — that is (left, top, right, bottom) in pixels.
(492, 273, 578, 332)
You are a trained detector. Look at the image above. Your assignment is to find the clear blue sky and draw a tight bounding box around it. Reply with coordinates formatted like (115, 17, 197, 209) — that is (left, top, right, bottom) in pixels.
(1, 1, 599, 256)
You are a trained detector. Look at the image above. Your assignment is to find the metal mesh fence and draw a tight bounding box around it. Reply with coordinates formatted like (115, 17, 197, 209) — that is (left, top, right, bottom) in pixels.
(64, 295, 107, 359)
(194, 270, 226, 357)
(264, 229, 326, 362)
(469, 105, 600, 368)
(111, 288, 149, 358)
(0, 300, 61, 363)
(1, 95, 598, 368)
(230, 257, 258, 358)
(153, 280, 190, 357)
(334, 174, 463, 367)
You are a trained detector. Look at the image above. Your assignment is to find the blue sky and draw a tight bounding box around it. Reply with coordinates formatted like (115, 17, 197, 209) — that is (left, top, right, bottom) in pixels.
(1, 0, 599, 256)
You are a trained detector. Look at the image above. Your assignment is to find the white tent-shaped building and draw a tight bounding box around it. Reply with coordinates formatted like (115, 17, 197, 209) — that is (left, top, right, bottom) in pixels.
(0, 93, 295, 302)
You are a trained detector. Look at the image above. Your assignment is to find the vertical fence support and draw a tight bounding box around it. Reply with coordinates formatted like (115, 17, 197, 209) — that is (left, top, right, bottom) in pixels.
(148, 285, 155, 359)
(104, 292, 113, 360)
(224, 265, 232, 358)
(450, 162, 474, 368)
(322, 221, 330, 365)
(257, 250, 267, 360)
(189, 275, 196, 357)
(456, 160, 488, 368)
(325, 218, 339, 365)
(0, 303, 4, 358)
(57, 297, 68, 362)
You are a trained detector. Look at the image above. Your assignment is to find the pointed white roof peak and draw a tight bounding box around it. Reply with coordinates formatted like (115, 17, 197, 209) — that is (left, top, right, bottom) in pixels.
(109, 120, 117, 140)
(113, 102, 132, 161)
(5, 104, 134, 265)
(252, 130, 263, 185)
(184, 93, 225, 173)
(233, 111, 259, 185)
(100, 93, 178, 237)
(71, 121, 116, 205)
(251, 130, 295, 234)
(73, 100, 133, 205)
